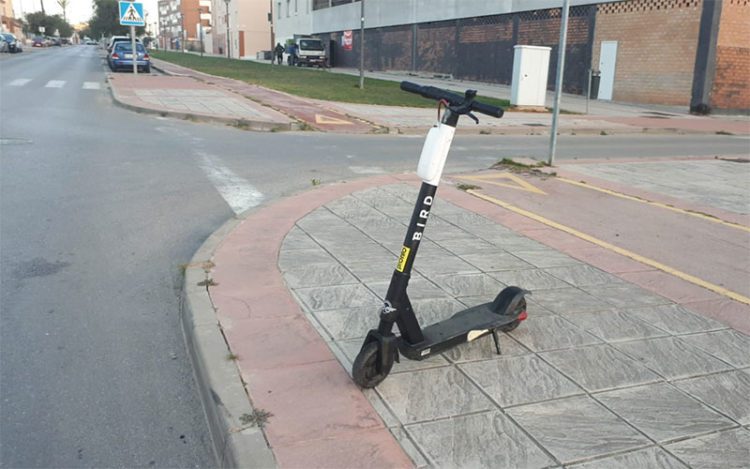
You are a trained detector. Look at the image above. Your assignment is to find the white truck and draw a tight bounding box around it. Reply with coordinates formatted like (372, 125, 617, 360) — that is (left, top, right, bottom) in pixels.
(286, 35, 327, 67)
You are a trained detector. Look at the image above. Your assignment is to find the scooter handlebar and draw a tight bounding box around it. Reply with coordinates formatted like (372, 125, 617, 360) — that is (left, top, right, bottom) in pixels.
(400, 81, 504, 118)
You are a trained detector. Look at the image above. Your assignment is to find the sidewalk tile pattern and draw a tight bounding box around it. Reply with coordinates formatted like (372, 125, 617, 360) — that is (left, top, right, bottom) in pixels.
(280, 183, 750, 468)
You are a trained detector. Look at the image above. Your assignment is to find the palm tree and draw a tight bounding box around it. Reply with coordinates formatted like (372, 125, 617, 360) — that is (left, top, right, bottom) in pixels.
(40, 0, 46, 14)
(57, 0, 69, 21)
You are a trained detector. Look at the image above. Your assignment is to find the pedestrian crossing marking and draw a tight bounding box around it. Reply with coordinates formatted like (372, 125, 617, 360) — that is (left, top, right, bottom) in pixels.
(458, 172, 547, 195)
(10, 79, 31, 86)
(45, 80, 65, 88)
(315, 114, 353, 125)
(83, 82, 101, 90)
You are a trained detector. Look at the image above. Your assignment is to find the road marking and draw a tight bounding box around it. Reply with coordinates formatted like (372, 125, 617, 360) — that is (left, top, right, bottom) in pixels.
(199, 153, 264, 215)
(557, 176, 750, 233)
(459, 173, 547, 195)
(45, 80, 65, 88)
(9, 79, 31, 86)
(315, 114, 353, 125)
(467, 189, 750, 305)
(82, 82, 101, 90)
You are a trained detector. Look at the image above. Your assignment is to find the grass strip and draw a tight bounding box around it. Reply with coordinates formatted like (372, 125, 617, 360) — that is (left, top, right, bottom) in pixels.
(151, 51, 510, 109)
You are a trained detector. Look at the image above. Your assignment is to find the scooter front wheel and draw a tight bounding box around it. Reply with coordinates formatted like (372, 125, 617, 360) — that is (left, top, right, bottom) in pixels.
(352, 342, 393, 388)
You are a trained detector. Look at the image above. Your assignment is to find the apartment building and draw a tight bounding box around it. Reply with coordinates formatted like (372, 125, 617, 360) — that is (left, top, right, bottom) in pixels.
(211, 0, 272, 59)
(1, 0, 23, 36)
(159, 0, 213, 52)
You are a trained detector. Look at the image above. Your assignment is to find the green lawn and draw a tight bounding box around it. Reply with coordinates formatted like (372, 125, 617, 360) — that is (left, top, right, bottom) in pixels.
(151, 51, 510, 109)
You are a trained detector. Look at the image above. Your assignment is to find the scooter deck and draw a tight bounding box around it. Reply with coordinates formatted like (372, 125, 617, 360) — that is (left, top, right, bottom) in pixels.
(398, 301, 519, 360)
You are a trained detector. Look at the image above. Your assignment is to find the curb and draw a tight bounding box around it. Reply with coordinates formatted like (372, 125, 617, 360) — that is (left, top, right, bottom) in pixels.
(106, 74, 295, 133)
(181, 216, 277, 469)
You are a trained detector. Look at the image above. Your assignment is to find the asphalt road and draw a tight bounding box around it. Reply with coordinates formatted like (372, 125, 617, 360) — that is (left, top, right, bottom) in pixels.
(1, 46, 748, 468)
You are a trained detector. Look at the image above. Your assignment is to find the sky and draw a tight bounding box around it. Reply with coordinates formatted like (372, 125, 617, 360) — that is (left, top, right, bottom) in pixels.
(12, 0, 160, 28)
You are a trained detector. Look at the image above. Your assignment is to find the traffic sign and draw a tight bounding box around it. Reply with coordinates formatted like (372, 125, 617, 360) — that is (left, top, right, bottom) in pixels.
(119, 1, 145, 27)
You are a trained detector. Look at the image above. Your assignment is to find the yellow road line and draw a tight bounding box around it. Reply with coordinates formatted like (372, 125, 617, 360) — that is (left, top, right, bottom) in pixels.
(467, 189, 750, 305)
(557, 176, 750, 233)
(459, 173, 547, 195)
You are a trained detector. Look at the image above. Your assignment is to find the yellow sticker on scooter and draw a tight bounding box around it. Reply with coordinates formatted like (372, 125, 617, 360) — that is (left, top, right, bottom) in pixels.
(396, 246, 411, 272)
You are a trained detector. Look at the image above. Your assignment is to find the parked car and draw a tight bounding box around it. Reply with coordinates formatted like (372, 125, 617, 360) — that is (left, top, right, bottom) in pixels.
(107, 35, 141, 53)
(0, 36, 8, 53)
(1, 33, 22, 53)
(108, 42, 151, 73)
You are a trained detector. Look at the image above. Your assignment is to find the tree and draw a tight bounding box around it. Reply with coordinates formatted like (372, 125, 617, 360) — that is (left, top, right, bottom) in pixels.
(23, 11, 73, 37)
(57, 0, 69, 21)
(88, 0, 144, 38)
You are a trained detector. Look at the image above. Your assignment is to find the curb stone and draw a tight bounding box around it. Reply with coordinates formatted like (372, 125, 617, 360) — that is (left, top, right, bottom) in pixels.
(181, 216, 277, 469)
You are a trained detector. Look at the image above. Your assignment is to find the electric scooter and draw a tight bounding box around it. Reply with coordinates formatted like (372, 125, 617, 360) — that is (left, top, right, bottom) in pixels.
(352, 81, 529, 388)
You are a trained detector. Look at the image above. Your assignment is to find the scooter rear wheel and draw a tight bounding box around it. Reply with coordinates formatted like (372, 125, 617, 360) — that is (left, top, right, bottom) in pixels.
(497, 298, 526, 332)
(352, 342, 393, 388)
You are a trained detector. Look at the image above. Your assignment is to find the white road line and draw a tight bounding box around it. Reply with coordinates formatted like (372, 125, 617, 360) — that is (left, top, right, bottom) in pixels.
(45, 80, 66, 88)
(199, 153, 264, 215)
(9, 79, 31, 87)
(82, 82, 101, 90)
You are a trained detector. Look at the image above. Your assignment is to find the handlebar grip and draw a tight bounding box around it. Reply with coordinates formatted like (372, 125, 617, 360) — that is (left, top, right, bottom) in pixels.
(400, 81, 504, 118)
(472, 101, 504, 118)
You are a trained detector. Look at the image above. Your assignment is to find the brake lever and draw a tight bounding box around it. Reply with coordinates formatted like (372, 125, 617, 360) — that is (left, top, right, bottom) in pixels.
(467, 112, 479, 124)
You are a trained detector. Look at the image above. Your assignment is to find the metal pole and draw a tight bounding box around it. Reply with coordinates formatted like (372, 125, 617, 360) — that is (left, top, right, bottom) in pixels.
(180, 13, 184, 52)
(225, 0, 230, 58)
(131, 25, 137, 74)
(586, 68, 592, 114)
(358, 0, 364, 89)
(547, 0, 570, 166)
(199, 7, 204, 56)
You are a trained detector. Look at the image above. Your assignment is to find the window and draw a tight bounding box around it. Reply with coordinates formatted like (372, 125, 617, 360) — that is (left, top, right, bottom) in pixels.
(277, 2, 281, 18)
(286, 0, 290, 17)
(295, 0, 298, 13)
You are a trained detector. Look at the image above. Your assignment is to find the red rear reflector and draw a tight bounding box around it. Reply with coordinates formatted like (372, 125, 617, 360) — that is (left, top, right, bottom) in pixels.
(112, 53, 119, 59)
(518, 311, 528, 321)
(144, 54, 149, 59)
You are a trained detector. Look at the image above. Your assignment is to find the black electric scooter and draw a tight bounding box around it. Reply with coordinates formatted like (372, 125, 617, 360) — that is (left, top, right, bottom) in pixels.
(352, 81, 529, 389)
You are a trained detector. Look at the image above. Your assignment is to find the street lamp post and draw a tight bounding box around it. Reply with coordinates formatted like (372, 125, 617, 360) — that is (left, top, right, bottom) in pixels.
(198, 7, 204, 56)
(224, 0, 231, 58)
(359, 0, 365, 89)
(180, 12, 185, 52)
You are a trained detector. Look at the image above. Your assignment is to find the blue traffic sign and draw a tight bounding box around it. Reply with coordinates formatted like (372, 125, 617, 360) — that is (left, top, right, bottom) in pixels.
(119, 1, 145, 27)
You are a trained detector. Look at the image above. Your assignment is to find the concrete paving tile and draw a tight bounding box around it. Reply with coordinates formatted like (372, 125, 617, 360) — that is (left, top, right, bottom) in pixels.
(282, 262, 357, 288)
(389, 427, 428, 467)
(506, 396, 649, 464)
(679, 329, 750, 368)
(277, 247, 336, 271)
(281, 226, 320, 250)
(406, 411, 555, 468)
(619, 270, 721, 304)
(366, 278, 450, 301)
(624, 304, 728, 335)
(568, 446, 688, 469)
(540, 344, 661, 392)
(413, 254, 480, 277)
(375, 367, 494, 424)
(530, 288, 614, 315)
(433, 211, 497, 227)
(582, 282, 672, 309)
(272, 427, 414, 469)
(509, 315, 602, 352)
(664, 428, 750, 469)
(482, 235, 551, 253)
(681, 299, 750, 336)
(421, 226, 477, 242)
(544, 265, 618, 287)
(674, 371, 750, 425)
(512, 250, 583, 268)
(461, 354, 582, 407)
(431, 237, 500, 255)
(613, 337, 734, 380)
(432, 273, 505, 297)
(563, 310, 670, 343)
(488, 268, 570, 291)
(461, 251, 535, 272)
(443, 332, 531, 363)
(412, 297, 471, 325)
(313, 306, 379, 341)
(293, 283, 381, 312)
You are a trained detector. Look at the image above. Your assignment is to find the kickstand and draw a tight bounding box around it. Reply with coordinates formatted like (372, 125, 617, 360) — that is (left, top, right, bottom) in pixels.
(491, 329, 502, 355)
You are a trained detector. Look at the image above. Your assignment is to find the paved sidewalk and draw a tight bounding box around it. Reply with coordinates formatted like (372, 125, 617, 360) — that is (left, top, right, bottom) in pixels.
(108, 73, 294, 131)
(185, 163, 750, 467)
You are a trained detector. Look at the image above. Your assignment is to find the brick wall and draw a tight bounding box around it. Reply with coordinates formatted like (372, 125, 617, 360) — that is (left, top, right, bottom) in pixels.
(593, 0, 703, 106)
(711, 0, 750, 111)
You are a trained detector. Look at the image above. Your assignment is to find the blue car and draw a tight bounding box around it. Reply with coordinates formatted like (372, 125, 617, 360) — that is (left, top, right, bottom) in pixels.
(108, 42, 151, 73)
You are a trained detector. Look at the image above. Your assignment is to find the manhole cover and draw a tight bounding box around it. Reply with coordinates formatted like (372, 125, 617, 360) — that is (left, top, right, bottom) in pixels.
(0, 138, 33, 145)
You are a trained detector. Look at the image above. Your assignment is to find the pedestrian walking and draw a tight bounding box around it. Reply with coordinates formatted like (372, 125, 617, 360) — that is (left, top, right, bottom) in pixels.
(274, 42, 284, 65)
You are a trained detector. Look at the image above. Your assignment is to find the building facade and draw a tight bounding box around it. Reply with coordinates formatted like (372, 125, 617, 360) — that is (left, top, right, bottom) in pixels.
(159, 0, 212, 52)
(1, 0, 23, 36)
(211, 0, 272, 59)
(274, 0, 749, 112)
